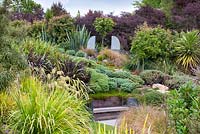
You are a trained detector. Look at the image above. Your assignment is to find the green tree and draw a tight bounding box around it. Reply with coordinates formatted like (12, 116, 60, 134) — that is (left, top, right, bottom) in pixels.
(10, 0, 42, 13)
(50, 2, 68, 16)
(45, 8, 53, 21)
(93, 17, 115, 47)
(133, 0, 173, 16)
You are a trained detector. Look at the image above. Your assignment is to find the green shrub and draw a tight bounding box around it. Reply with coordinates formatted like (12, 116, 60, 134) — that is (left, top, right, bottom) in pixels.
(143, 90, 165, 106)
(28, 21, 45, 39)
(120, 82, 135, 93)
(167, 83, 200, 134)
(66, 50, 76, 56)
(130, 23, 172, 71)
(89, 69, 109, 92)
(10, 77, 91, 134)
(109, 71, 144, 84)
(47, 15, 75, 47)
(164, 75, 194, 89)
(97, 54, 106, 61)
(108, 80, 118, 90)
(0, 71, 14, 90)
(71, 56, 97, 67)
(139, 70, 169, 85)
(75, 50, 86, 57)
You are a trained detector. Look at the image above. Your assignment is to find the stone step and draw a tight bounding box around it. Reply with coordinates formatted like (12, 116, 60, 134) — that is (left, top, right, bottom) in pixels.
(93, 106, 129, 114)
(93, 106, 129, 121)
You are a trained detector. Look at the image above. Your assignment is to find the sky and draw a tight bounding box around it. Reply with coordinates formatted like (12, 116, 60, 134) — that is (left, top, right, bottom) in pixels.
(34, 0, 135, 16)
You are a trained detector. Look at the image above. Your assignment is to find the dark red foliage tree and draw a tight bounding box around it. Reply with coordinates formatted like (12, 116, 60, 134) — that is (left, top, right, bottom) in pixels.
(51, 2, 69, 17)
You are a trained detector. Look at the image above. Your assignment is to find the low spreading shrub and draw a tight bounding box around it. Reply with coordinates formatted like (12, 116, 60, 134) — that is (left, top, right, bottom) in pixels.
(89, 69, 109, 92)
(108, 80, 118, 90)
(167, 83, 200, 134)
(75, 50, 86, 57)
(71, 57, 97, 67)
(139, 70, 169, 85)
(120, 82, 135, 93)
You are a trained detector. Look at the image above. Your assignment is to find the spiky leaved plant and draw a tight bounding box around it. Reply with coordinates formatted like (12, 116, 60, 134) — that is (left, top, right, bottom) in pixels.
(9, 76, 92, 134)
(174, 30, 200, 72)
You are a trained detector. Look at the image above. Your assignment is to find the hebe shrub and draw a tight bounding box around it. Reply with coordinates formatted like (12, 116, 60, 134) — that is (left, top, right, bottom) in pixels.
(167, 83, 200, 134)
(164, 75, 194, 89)
(139, 70, 169, 85)
(144, 90, 165, 106)
(131, 24, 172, 70)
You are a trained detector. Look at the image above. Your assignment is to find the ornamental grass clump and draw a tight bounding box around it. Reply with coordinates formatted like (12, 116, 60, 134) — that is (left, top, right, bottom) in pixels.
(9, 76, 91, 134)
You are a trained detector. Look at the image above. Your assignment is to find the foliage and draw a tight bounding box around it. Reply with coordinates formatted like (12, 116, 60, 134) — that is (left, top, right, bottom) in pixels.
(0, 92, 15, 125)
(173, 30, 200, 72)
(9, 76, 91, 134)
(108, 80, 118, 90)
(76, 8, 167, 51)
(71, 56, 97, 67)
(119, 106, 167, 134)
(66, 25, 90, 51)
(131, 23, 172, 71)
(9, 20, 30, 42)
(164, 73, 194, 89)
(47, 15, 74, 47)
(82, 48, 96, 57)
(28, 20, 46, 39)
(45, 8, 53, 21)
(89, 69, 109, 92)
(98, 48, 128, 67)
(75, 50, 86, 57)
(66, 50, 76, 56)
(167, 83, 200, 134)
(75, 10, 103, 36)
(120, 82, 136, 93)
(143, 90, 165, 106)
(170, 1, 200, 30)
(50, 2, 68, 17)
(0, 5, 27, 90)
(10, 0, 44, 22)
(139, 70, 169, 85)
(58, 60, 90, 83)
(93, 17, 115, 46)
(21, 38, 63, 61)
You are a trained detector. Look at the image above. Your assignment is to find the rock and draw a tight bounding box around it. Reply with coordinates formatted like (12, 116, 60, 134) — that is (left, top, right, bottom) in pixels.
(152, 84, 169, 93)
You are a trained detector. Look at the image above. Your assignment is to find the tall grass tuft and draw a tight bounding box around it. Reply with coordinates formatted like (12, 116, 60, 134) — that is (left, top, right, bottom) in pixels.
(9, 76, 91, 134)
